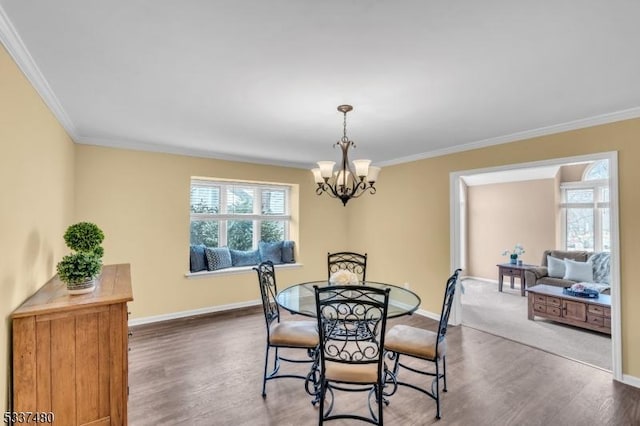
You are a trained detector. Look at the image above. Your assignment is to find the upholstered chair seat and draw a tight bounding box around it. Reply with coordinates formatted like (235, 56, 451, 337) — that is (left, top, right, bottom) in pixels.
(325, 361, 378, 384)
(385, 324, 446, 360)
(269, 321, 319, 348)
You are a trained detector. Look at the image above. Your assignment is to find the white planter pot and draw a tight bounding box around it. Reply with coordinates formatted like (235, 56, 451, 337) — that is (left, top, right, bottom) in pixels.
(67, 278, 96, 295)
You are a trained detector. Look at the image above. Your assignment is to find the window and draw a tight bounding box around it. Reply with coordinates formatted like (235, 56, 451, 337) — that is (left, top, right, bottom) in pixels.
(190, 179, 290, 250)
(560, 160, 610, 252)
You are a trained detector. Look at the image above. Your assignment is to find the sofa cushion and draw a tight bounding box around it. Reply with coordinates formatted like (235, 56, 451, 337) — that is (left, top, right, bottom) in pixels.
(589, 252, 611, 284)
(537, 276, 577, 287)
(547, 255, 566, 278)
(259, 241, 283, 264)
(543, 250, 589, 266)
(229, 249, 260, 267)
(205, 247, 232, 270)
(189, 244, 208, 272)
(563, 258, 593, 282)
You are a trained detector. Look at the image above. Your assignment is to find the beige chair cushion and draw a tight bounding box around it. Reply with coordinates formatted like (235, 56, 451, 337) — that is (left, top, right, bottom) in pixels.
(269, 320, 318, 348)
(385, 324, 445, 360)
(325, 361, 378, 384)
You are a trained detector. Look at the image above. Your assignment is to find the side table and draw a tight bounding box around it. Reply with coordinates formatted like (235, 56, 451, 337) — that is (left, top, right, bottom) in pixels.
(496, 263, 535, 297)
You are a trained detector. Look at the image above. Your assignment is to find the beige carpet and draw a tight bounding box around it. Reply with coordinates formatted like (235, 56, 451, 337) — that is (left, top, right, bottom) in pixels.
(460, 278, 612, 370)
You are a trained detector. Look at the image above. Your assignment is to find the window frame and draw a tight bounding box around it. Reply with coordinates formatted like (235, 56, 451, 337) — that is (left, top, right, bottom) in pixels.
(560, 178, 610, 252)
(190, 178, 291, 250)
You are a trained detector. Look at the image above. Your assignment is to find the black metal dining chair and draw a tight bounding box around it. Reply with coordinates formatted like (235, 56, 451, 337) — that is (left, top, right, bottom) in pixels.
(327, 251, 368, 282)
(314, 285, 390, 425)
(383, 269, 461, 419)
(254, 261, 319, 397)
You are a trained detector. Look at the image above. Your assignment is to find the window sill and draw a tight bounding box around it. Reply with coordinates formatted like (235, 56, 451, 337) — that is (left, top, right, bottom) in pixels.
(185, 262, 303, 279)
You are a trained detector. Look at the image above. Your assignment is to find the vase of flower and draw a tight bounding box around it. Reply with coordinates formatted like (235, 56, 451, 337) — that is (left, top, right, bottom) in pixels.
(502, 244, 525, 265)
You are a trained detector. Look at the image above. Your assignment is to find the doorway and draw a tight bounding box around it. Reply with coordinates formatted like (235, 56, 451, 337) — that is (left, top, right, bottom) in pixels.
(449, 151, 621, 380)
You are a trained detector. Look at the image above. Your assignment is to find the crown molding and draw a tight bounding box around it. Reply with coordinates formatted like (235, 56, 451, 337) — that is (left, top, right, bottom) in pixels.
(0, 5, 77, 139)
(75, 135, 308, 169)
(378, 106, 640, 167)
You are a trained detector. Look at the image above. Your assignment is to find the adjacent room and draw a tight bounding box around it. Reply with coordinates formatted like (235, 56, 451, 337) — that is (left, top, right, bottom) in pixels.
(2, 1, 640, 425)
(458, 158, 614, 370)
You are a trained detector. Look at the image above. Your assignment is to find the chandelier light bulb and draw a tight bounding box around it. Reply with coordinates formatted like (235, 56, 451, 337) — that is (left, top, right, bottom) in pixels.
(352, 159, 371, 179)
(317, 161, 335, 178)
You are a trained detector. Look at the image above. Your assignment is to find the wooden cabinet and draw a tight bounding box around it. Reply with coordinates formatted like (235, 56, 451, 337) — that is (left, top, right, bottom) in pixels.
(12, 264, 133, 426)
(528, 284, 611, 335)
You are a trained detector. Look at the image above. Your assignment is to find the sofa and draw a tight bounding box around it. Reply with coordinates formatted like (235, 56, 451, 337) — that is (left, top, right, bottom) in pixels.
(523, 249, 611, 294)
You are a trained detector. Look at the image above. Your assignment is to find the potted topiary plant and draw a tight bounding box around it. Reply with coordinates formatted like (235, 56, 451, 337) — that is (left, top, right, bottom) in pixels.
(56, 222, 105, 295)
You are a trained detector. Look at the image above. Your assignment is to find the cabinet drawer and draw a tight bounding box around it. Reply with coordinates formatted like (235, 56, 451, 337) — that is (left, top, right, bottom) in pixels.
(604, 308, 611, 318)
(588, 305, 605, 316)
(533, 303, 546, 313)
(546, 306, 561, 317)
(546, 296, 561, 307)
(534, 295, 546, 304)
(587, 314, 605, 327)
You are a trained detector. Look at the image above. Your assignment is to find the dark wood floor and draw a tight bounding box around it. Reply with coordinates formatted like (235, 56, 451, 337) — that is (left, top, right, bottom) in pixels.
(128, 307, 640, 425)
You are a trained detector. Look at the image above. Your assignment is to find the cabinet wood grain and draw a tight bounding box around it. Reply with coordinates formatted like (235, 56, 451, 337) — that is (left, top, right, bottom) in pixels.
(12, 264, 133, 426)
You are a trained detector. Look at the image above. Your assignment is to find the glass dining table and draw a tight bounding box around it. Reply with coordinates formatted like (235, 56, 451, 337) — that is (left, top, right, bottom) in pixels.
(276, 280, 422, 318)
(276, 280, 421, 405)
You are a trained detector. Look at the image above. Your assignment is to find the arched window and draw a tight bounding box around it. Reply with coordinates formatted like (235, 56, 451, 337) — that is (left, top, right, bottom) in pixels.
(583, 159, 609, 181)
(561, 160, 610, 252)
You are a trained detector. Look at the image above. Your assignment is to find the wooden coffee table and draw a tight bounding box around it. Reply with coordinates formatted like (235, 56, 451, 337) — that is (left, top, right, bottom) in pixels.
(527, 284, 611, 335)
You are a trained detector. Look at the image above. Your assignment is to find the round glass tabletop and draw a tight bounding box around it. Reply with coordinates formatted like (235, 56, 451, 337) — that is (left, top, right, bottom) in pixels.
(276, 281, 421, 319)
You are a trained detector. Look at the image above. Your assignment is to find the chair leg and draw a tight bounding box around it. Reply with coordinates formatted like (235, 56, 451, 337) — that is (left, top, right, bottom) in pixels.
(262, 345, 269, 397)
(442, 356, 447, 392)
(377, 384, 383, 425)
(318, 379, 326, 425)
(435, 359, 441, 420)
(392, 353, 401, 376)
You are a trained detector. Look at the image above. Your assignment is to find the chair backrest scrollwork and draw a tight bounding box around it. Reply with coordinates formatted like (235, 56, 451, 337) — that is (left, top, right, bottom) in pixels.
(327, 251, 368, 283)
(436, 269, 462, 354)
(254, 261, 280, 330)
(314, 285, 390, 372)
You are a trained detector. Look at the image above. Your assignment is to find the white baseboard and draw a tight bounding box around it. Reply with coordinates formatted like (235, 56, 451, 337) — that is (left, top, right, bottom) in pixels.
(128, 299, 261, 326)
(621, 374, 640, 389)
(463, 275, 498, 284)
(414, 308, 441, 322)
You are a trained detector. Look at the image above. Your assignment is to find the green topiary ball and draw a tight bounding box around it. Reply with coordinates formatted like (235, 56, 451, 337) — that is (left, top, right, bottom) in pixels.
(64, 222, 105, 252)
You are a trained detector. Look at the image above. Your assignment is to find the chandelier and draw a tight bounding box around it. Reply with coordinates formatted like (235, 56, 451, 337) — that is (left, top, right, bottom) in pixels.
(311, 105, 380, 206)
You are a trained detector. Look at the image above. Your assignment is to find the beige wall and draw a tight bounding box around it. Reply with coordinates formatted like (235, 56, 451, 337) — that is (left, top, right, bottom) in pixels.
(466, 180, 556, 279)
(346, 119, 640, 378)
(0, 46, 75, 411)
(74, 145, 349, 318)
(560, 163, 589, 183)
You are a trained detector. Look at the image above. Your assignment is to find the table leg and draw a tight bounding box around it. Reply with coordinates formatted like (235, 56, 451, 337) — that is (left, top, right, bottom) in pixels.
(498, 271, 504, 292)
(520, 273, 526, 297)
(510, 275, 514, 289)
(527, 294, 534, 320)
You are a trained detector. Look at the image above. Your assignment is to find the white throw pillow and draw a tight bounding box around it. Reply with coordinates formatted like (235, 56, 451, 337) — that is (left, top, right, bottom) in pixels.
(563, 258, 593, 282)
(547, 256, 566, 278)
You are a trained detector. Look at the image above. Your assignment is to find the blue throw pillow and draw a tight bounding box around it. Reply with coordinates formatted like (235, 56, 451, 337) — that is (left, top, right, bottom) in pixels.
(259, 241, 283, 265)
(282, 240, 295, 263)
(230, 249, 260, 267)
(205, 247, 232, 271)
(189, 244, 208, 272)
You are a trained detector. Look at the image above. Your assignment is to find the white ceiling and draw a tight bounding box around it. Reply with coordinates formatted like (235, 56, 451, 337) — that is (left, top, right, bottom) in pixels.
(2, 1, 640, 169)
